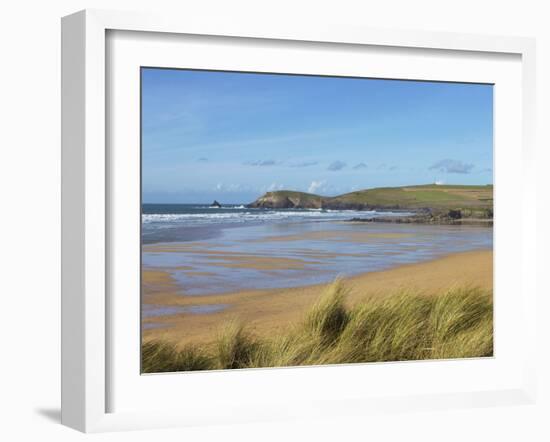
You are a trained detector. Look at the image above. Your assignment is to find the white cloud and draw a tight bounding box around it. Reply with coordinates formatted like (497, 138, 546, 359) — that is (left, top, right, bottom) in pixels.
(429, 159, 474, 174)
(289, 161, 318, 168)
(327, 160, 347, 171)
(308, 180, 326, 194)
(267, 182, 285, 191)
(245, 159, 278, 167)
(215, 183, 244, 192)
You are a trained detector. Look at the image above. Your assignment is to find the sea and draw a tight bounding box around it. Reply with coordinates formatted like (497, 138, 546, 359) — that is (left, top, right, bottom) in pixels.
(141, 203, 493, 297)
(141, 203, 411, 244)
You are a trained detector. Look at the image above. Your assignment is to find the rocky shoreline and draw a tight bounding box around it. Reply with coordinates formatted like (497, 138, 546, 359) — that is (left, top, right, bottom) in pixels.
(347, 212, 493, 226)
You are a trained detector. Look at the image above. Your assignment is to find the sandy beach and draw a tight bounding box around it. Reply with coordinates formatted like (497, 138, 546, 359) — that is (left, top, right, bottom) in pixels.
(142, 249, 493, 348)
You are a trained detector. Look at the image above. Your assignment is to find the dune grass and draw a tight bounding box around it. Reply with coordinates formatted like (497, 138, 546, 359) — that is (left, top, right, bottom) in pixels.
(141, 281, 493, 373)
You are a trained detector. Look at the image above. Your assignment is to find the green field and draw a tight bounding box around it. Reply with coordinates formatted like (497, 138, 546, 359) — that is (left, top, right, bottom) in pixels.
(332, 184, 493, 209)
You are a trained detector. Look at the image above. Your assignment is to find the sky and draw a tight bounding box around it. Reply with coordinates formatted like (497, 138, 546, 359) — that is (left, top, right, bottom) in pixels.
(142, 68, 493, 204)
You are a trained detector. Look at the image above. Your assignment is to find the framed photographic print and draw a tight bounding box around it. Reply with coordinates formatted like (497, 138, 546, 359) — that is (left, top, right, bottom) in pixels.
(61, 9, 538, 432)
(139, 67, 495, 373)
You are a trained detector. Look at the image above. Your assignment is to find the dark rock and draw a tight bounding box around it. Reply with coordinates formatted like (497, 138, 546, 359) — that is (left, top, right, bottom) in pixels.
(448, 209, 462, 219)
(347, 213, 492, 226)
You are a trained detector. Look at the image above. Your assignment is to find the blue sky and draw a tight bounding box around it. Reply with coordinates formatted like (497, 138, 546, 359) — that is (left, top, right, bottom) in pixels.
(142, 68, 493, 204)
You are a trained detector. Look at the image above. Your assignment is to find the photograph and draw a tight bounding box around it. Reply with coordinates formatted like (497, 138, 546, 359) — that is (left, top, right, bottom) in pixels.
(140, 68, 494, 373)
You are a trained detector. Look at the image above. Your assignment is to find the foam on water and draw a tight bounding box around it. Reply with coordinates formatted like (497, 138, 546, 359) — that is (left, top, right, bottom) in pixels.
(143, 210, 377, 223)
(142, 204, 412, 234)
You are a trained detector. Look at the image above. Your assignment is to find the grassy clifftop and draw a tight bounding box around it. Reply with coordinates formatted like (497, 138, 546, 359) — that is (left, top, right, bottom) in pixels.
(248, 184, 493, 213)
(331, 184, 493, 210)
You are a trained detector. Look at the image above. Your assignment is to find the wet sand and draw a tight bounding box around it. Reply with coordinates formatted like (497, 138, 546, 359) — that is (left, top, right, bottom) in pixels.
(246, 230, 415, 243)
(142, 249, 493, 348)
(142, 222, 492, 296)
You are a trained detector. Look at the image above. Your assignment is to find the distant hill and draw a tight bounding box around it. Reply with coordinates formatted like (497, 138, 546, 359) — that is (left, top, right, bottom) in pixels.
(247, 184, 493, 217)
(247, 190, 323, 209)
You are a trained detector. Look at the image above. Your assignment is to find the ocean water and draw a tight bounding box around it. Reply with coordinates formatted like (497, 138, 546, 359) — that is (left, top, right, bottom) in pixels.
(142, 203, 412, 244)
(141, 204, 493, 296)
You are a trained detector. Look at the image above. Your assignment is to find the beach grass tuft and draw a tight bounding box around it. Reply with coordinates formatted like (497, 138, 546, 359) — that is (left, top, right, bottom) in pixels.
(215, 320, 261, 369)
(141, 282, 493, 373)
(141, 341, 213, 372)
(304, 278, 350, 345)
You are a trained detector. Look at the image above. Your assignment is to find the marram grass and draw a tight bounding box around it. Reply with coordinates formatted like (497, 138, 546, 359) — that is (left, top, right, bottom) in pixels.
(141, 281, 493, 373)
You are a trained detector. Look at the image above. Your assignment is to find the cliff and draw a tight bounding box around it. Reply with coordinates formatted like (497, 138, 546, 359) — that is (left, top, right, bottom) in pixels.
(247, 184, 493, 217)
(247, 191, 323, 209)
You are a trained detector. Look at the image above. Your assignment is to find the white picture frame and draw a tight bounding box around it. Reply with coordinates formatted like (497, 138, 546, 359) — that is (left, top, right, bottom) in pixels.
(61, 9, 538, 433)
